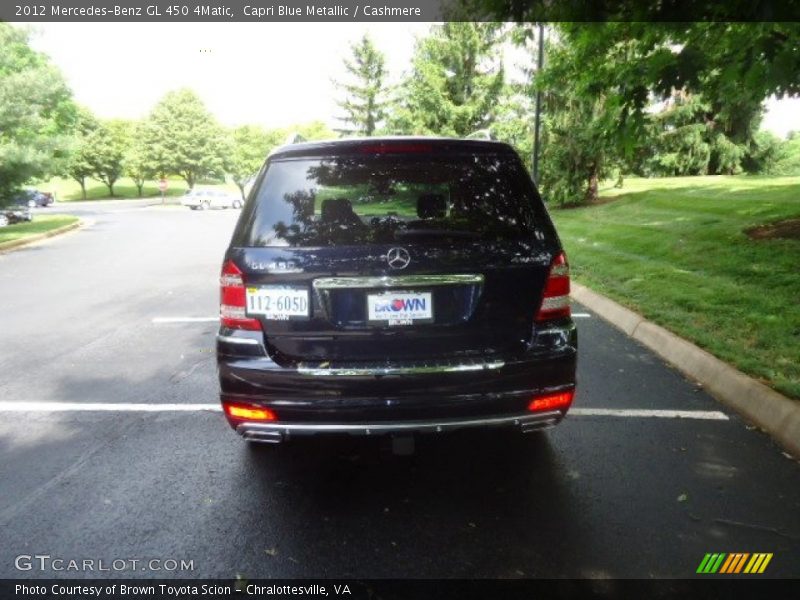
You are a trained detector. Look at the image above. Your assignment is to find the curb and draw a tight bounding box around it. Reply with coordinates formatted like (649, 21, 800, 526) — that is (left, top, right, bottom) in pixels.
(0, 219, 83, 254)
(571, 282, 800, 459)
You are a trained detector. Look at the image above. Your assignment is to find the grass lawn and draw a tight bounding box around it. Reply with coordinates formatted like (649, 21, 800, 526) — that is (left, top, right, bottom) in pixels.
(550, 175, 800, 400)
(0, 215, 80, 246)
(35, 177, 239, 202)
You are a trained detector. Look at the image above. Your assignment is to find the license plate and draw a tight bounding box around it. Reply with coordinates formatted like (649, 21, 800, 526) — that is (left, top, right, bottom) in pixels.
(246, 287, 309, 320)
(367, 291, 433, 326)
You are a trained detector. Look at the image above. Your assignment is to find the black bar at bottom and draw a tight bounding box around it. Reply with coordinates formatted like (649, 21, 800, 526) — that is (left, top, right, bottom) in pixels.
(1, 579, 797, 600)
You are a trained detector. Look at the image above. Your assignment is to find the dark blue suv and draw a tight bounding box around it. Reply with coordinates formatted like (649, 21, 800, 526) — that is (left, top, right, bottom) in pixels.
(217, 138, 577, 444)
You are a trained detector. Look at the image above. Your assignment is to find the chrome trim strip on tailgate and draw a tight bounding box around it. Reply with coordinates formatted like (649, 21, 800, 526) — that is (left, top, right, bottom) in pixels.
(236, 410, 563, 439)
(296, 359, 504, 376)
(313, 274, 484, 289)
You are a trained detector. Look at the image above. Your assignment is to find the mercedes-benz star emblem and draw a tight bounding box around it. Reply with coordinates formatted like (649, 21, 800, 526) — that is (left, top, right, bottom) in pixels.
(386, 247, 411, 270)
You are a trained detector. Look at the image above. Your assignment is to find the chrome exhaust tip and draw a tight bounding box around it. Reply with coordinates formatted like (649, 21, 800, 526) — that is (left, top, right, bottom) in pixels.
(520, 418, 559, 433)
(238, 426, 283, 444)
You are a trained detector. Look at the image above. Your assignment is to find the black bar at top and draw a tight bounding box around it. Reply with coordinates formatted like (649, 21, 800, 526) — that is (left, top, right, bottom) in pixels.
(2, 0, 800, 22)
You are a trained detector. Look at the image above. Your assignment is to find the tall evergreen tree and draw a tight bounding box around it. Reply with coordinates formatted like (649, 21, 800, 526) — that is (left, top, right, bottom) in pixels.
(389, 23, 505, 137)
(334, 34, 388, 136)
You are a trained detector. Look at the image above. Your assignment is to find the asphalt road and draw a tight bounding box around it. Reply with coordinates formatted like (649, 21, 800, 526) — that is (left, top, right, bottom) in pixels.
(0, 200, 798, 580)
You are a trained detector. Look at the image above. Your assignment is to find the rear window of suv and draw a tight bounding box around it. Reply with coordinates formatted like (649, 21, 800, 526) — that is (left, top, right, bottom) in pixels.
(237, 152, 538, 247)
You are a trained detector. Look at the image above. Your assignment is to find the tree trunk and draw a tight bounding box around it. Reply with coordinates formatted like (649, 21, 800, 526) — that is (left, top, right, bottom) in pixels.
(80, 180, 87, 200)
(136, 182, 144, 197)
(237, 183, 245, 200)
(108, 181, 115, 197)
(585, 165, 599, 205)
(186, 173, 195, 190)
(366, 97, 375, 136)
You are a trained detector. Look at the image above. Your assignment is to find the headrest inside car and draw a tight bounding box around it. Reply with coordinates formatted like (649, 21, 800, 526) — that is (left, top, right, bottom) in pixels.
(321, 198, 356, 221)
(417, 194, 447, 219)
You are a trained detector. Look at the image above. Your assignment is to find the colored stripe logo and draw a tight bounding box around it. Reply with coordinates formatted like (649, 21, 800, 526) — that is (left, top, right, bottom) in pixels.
(696, 553, 773, 574)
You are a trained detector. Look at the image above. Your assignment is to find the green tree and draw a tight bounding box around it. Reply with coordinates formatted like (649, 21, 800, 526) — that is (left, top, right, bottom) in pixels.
(532, 32, 630, 205)
(125, 122, 154, 197)
(644, 94, 712, 176)
(743, 130, 786, 174)
(334, 34, 388, 136)
(489, 89, 534, 172)
(0, 23, 75, 204)
(771, 133, 800, 176)
(711, 134, 745, 175)
(639, 92, 756, 176)
(289, 120, 336, 141)
(389, 23, 505, 136)
(64, 107, 99, 200)
(86, 119, 130, 197)
(506, 22, 800, 201)
(227, 126, 284, 199)
(539, 93, 622, 206)
(139, 89, 227, 189)
(532, 22, 798, 157)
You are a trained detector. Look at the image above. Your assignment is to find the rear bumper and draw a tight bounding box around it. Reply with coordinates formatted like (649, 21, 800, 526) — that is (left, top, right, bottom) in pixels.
(217, 319, 577, 438)
(236, 410, 564, 444)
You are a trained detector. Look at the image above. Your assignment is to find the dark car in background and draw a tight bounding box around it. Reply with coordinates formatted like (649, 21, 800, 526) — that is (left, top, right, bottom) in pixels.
(0, 202, 33, 227)
(13, 190, 54, 208)
(216, 137, 577, 445)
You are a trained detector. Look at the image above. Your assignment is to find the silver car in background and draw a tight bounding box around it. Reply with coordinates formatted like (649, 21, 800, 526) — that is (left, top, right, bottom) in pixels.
(181, 188, 243, 210)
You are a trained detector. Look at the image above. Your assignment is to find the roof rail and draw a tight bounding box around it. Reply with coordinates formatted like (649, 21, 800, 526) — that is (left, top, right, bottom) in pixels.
(465, 129, 494, 141)
(284, 132, 307, 145)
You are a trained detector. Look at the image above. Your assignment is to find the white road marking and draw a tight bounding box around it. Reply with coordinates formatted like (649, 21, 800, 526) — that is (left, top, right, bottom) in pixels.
(0, 402, 727, 420)
(0, 402, 221, 412)
(152, 317, 218, 323)
(570, 408, 728, 420)
(571, 313, 592, 318)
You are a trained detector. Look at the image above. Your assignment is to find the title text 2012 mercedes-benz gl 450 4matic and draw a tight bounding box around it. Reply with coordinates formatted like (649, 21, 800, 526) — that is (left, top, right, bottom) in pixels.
(216, 138, 577, 444)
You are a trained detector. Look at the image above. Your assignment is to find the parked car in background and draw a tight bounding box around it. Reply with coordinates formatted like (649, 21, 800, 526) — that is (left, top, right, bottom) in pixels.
(181, 189, 243, 210)
(1, 191, 36, 226)
(13, 190, 53, 208)
(8, 203, 33, 223)
(1, 202, 33, 226)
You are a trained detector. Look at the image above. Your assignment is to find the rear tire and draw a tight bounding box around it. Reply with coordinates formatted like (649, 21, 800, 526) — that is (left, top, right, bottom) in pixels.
(232, 199, 242, 209)
(201, 201, 210, 211)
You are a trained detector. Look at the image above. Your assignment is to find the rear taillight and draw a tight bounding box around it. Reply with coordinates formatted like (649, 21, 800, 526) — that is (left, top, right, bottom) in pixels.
(223, 402, 277, 421)
(220, 260, 261, 331)
(535, 252, 571, 322)
(528, 389, 575, 412)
